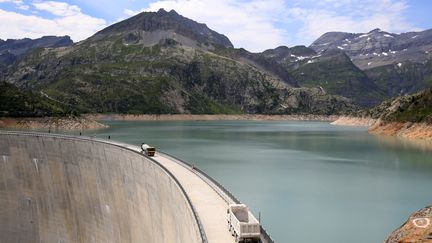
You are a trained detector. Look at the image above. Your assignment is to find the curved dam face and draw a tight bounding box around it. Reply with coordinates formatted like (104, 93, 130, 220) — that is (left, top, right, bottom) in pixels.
(0, 133, 202, 243)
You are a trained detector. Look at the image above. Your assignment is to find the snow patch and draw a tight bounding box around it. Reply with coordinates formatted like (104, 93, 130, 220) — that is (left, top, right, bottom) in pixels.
(390, 50, 397, 54)
(383, 34, 394, 38)
(337, 46, 344, 50)
(291, 55, 309, 61)
(342, 43, 348, 46)
(307, 60, 314, 64)
(397, 63, 402, 67)
(411, 35, 418, 39)
(368, 62, 372, 66)
(358, 34, 369, 38)
(297, 56, 308, 60)
(382, 52, 388, 56)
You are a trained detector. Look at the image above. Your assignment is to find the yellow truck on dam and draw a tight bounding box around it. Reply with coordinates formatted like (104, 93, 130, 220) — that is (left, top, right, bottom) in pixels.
(227, 204, 261, 243)
(141, 143, 156, 156)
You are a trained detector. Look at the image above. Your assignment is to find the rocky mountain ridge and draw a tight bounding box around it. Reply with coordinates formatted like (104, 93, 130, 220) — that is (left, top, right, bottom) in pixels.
(260, 46, 385, 106)
(1, 9, 355, 115)
(92, 9, 233, 50)
(310, 28, 432, 70)
(0, 35, 72, 65)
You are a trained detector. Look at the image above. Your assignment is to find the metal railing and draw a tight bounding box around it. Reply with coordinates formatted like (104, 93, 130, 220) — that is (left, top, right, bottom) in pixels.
(158, 150, 275, 243)
(0, 131, 208, 243)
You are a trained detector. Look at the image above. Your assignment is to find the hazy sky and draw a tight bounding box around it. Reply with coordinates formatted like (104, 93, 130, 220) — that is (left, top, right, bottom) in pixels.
(0, 0, 431, 52)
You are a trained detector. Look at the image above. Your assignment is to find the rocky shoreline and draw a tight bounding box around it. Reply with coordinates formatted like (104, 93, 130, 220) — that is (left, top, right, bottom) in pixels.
(330, 116, 376, 126)
(369, 120, 432, 140)
(332, 116, 432, 141)
(0, 117, 108, 131)
(384, 205, 432, 243)
(86, 114, 340, 121)
(332, 116, 432, 152)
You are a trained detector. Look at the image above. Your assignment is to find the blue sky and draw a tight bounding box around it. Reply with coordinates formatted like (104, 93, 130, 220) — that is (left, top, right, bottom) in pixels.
(0, 0, 431, 52)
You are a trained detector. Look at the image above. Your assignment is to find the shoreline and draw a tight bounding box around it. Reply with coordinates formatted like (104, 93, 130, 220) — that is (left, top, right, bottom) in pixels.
(332, 116, 432, 150)
(330, 116, 376, 127)
(0, 117, 108, 131)
(85, 114, 340, 121)
(2, 115, 431, 148)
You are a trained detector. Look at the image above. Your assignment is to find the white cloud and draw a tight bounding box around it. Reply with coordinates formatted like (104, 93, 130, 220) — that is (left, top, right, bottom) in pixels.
(0, 0, 29, 10)
(0, 0, 419, 50)
(122, 0, 417, 51)
(287, 0, 418, 44)
(0, 1, 107, 41)
(127, 0, 291, 52)
(32, 1, 81, 17)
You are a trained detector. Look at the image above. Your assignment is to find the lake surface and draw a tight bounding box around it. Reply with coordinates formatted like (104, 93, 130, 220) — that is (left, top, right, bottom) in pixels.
(77, 121, 431, 242)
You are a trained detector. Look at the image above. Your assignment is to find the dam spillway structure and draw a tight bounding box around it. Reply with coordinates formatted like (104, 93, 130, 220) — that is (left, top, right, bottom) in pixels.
(0, 131, 273, 243)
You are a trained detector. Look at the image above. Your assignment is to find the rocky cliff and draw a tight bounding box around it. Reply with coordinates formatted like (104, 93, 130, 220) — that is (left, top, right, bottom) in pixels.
(384, 205, 432, 243)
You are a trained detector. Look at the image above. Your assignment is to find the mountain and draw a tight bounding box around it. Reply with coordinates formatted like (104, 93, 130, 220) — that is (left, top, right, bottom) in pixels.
(0, 36, 73, 65)
(92, 9, 233, 49)
(260, 46, 385, 106)
(366, 87, 432, 123)
(365, 59, 432, 97)
(310, 28, 432, 70)
(2, 9, 355, 115)
(310, 28, 432, 101)
(215, 47, 298, 87)
(269, 28, 432, 106)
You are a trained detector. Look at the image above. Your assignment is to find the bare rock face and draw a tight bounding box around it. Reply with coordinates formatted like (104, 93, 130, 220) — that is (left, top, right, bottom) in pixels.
(0, 36, 72, 65)
(310, 28, 432, 70)
(384, 205, 432, 243)
(93, 8, 233, 49)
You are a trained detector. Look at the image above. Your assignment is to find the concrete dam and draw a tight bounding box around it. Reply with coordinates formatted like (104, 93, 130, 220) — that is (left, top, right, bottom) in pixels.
(0, 132, 273, 243)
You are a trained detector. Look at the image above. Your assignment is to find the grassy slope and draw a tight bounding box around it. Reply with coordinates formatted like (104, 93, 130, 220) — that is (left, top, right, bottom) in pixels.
(287, 51, 386, 107)
(365, 60, 432, 98)
(0, 81, 72, 117)
(11, 37, 282, 114)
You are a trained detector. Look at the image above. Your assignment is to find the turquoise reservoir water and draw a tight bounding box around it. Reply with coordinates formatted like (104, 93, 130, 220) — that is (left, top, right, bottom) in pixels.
(82, 120, 431, 242)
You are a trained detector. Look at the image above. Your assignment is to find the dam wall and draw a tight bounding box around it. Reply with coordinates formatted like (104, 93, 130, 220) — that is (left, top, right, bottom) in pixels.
(0, 133, 203, 243)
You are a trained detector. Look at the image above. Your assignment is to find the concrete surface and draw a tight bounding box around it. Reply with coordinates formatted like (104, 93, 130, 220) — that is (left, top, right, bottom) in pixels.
(0, 133, 202, 243)
(154, 154, 235, 243)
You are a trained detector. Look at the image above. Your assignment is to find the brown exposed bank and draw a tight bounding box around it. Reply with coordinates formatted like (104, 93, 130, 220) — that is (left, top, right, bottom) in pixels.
(332, 116, 432, 142)
(86, 114, 340, 121)
(0, 117, 108, 131)
(384, 205, 432, 243)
